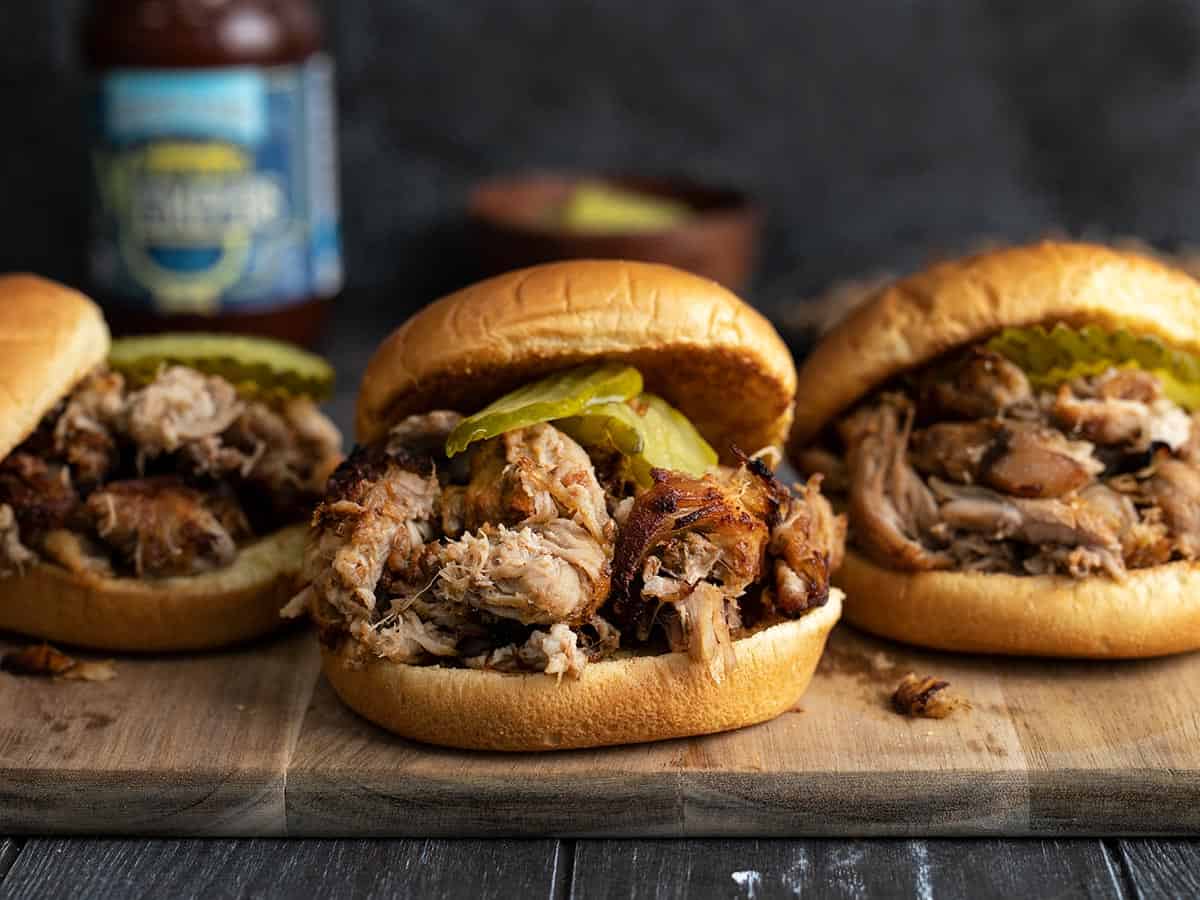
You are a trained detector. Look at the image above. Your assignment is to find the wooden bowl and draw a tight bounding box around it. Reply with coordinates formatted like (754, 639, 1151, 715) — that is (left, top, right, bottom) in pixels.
(468, 173, 762, 292)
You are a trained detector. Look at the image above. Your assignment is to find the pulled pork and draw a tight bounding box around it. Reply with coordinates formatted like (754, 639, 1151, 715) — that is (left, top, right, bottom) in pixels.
(0, 365, 340, 579)
(814, 343, 1200, 579)
(300, 415, 843, 681)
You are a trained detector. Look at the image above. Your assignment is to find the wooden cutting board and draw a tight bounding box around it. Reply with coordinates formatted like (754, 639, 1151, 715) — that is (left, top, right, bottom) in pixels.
(0, 623, 1196, 837)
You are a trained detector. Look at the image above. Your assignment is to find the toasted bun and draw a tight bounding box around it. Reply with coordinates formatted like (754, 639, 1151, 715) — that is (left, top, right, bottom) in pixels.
(836, 550, 1200, 658)
(322, 591, 841, 751)
(0, 525, 305, 652)
(0, 275, 110, 458)
(790, 241, 1200, 446)
(357, 260, 796, 462)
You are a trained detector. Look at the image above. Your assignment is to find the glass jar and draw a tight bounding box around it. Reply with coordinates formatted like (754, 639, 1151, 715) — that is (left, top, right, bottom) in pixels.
(82, 0, 342, 345)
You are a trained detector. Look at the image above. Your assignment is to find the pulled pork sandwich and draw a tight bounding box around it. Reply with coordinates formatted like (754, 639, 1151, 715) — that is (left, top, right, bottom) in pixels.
(791, 240, 1200, 658)
(293, 260, 844, 751)
(0, 275, 341, 651)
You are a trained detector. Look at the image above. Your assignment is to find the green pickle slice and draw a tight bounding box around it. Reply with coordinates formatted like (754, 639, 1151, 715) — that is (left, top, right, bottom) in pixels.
(445, 364, 644, 457)
(109, 333, 335, 400)
(625, 394, 719, 485)
(986, 323, 1200, 410)
(557, 401, 646, 456)
(445, 363, 718, 486)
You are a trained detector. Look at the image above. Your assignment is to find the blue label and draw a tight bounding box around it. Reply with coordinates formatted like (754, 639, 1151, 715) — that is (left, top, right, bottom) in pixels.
(89, 57, 343, 314)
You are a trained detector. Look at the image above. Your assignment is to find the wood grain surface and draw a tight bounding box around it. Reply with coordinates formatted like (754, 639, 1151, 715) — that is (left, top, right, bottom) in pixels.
(568, 838, 1130, 900)
(2, 620, 1197, 836)
(8, 836, 1200, 899)
(284, 625, 1198, 836)
(0, 837, 19, 880)
(1117, 840, 1200, 899)
(0, 629, 320, 835)
(0, 838, 564, 900)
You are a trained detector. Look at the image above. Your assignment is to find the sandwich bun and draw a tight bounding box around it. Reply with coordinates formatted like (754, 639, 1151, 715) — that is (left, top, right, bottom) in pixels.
(0, 275, 309, 651)
(836, 551, 1200, 658)
(357, 259, 796, 462)
(789, 242, 1200, 658)
(0, 525, 306, 653)
(331, 259, 838, 749)
(0, 275, 110, 459)
(324, 591, 841, 751)
(790, 241, 1200, 447)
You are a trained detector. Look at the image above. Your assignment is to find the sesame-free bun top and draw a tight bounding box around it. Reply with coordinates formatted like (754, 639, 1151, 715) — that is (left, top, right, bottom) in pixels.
(0, 275, 110, 459)
(789, 241, 1200, 446)
(357, 260, 797, 461)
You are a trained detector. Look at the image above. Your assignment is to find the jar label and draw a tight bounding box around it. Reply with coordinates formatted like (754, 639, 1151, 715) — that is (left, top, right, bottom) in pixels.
(89, 57, 342, 314)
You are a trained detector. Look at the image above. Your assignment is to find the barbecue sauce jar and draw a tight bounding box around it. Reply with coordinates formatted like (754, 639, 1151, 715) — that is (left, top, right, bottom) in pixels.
(82, 0, 342, 346)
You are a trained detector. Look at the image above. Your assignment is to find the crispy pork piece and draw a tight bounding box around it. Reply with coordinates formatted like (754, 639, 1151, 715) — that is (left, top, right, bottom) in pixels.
(86, 477, 248, 576)
(915, 348, 1032, 419)
(892, 673, 967, 719)
(911, 420, 1100, 498)
(0, 452, 83, 536)
(303, 444, 442, 628)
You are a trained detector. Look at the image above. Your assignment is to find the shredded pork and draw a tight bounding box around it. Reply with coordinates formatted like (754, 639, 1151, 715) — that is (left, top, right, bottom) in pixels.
(0, 364, 340, 579)
(299, 413, 843, 681)
(814, 342, 1200, 579)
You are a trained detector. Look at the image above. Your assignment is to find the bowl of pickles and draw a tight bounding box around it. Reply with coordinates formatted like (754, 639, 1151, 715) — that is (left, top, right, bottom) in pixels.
(468, 173, 761, 291)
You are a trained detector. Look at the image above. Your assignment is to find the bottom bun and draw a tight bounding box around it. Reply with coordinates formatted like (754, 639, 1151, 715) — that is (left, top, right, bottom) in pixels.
(836, 549, 1200, 658)
(0, 524, 306, 652)
(321, 591, 841, 751)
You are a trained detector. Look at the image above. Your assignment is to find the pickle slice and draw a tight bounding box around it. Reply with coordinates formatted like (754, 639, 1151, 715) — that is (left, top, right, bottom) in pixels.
(986, 324, 1200, 409)
(109, 333, 335, 400)
(557, 401, 646, 456)
(627, 394, 719, 485)
(445, 364, 643, 457)
(560, 393, 718, 487)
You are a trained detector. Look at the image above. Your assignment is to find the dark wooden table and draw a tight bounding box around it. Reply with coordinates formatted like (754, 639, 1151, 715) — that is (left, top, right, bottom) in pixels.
(1, 837, 1198, 897)
(2, 295, 1197, 899)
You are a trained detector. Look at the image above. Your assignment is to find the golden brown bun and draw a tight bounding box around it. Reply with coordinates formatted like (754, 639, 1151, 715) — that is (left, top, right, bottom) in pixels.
(322, 591, 841, 751)
(790, 241, 1200, 446)
(357, 260, 796, 462)
(0, 275, 110, 458)
(836, 550, 1200, 658)
(0, 525, 305, 652)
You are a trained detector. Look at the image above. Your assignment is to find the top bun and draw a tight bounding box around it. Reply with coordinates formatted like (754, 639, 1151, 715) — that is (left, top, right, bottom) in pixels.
(357, 260, 796, 460)
(0, 275, 110, 459)
(789, 241, 1200, 446)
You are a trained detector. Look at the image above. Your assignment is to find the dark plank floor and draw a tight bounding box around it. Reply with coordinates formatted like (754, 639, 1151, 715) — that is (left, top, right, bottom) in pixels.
(1, 838, 1197, 898)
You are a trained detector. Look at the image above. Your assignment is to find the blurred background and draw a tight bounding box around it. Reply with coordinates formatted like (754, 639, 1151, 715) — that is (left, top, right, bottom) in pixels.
(5, 1, 1200, 339)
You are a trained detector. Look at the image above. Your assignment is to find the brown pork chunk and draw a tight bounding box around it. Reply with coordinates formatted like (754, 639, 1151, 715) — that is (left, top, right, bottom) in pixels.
(610, 462, 777, 633)
(1146, 456, 1200, 559)
(910, 420, 1100, 498)
(838, 394, 952, 571)
(86, 477, 250, 576)
(0, 452, 83, 536)
(52, 369, 126, 485)
(916, 348, 1032, 420)
(463, 422, 612, 543)
(930, 478, 1125, 578)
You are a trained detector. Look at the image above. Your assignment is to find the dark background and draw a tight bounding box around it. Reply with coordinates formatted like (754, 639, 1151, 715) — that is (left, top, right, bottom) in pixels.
(5, 1, 1200, 315)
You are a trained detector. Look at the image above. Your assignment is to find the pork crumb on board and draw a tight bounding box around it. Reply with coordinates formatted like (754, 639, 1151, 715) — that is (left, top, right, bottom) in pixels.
(892, 672, 968, 719)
